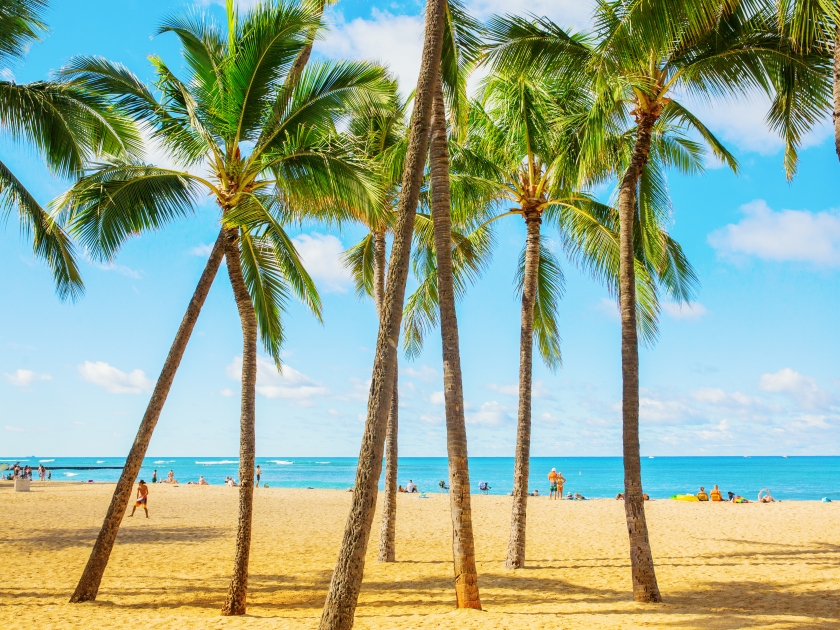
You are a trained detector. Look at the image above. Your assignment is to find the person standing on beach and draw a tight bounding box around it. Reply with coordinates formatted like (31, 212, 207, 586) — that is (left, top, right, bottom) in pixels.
(548, 468, 559, 499)
(557, 471, 566, 498)
(128, 481, 149, 518)
(152, 469, 157, 484)
(255, 465, 261, 488)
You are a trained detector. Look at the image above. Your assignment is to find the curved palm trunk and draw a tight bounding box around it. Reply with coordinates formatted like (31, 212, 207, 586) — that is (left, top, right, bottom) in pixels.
(318, 2, 446, 627)
(834, 24, 840, 161)
(505, 210, 541, 570)
(429, 77, 481, 609)
(221, 227, 258, 616)
(70, 228, 226, 603)
(374, 230, 399, 564)
(618, 114, 661, 603)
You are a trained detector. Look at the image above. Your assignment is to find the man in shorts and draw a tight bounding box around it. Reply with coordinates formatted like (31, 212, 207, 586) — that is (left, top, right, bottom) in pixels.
(255, 465, 262, 487)
(548, 468, 559, 499)
(129, 480, 149, 518)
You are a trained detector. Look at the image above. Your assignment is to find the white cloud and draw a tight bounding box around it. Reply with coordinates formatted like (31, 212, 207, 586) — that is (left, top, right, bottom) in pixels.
(488, 383, 518, 396)
(709, 200, 840, 266)
(93, 262, 143, 280)
(5, 369, 51, 387)
(662, 301, 707, 320)
(220, 388, 235, 397)
(190, 244, 214, 257)
(429, 391, 445, 405)
(291, 232, 352, 292)
(78, 361, 153, 394)
(226, 357, 328, 402)
(466, 401, 513, 427)
(404, 365, 438, 382)
(5, 425, 24, 432)
(759, 368, 833, 410)
(318, 9, 424, 97)
(467, 0, 595, 28)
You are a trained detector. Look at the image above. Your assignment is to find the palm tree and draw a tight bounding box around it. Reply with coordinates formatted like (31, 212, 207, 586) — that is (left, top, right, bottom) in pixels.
(483, 0, 827, 599)
(425, 0, 483, 608)
(318, 0, 448, 627)
(0, 0, 139, 300)
(341, 83, 408, 562)
(60, 0, 388, 611)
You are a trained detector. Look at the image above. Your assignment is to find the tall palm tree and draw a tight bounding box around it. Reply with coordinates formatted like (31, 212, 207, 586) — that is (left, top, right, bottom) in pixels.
(319, 0, 448, 628)
(0, 0, 139, 299)
(483, 0, 828, 600)
(425, 0, 484, 608)
(342, 83, 407, 563)
(60, 0, 388, 612)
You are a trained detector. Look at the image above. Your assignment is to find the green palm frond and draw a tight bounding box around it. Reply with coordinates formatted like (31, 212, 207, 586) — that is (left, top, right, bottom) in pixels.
(342, 232, 377, 300)
(514, 236, 564, 370)
(0, 0, 46, 65)
(58, 162, 207, 260)
(238, 229, 290, 367)
(0, 158, 83, 300)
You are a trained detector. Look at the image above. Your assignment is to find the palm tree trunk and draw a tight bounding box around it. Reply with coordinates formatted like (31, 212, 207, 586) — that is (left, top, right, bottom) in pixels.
(377, 367, 398, 562)
(834, 24, 840, 161)
(505, 209, 541, 570)
(221, 227, 258, 616)
(373, 229, 399, 564)
(429, 76, 481, 609)
(318, 1, 446, 627)
(617, 114, 661, 603)
(70, 228, 226, 604)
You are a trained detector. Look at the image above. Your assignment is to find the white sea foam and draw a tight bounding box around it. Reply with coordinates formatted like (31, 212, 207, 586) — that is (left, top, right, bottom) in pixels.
(269, 460, 294, 465)
(195, 460, 239, 465)
(39, 459, 55, 462)
(64, 472, 79, 477)
(316, 462, 330, 464)
(96, 460, 105, 463)
(153, 460, 168, 464)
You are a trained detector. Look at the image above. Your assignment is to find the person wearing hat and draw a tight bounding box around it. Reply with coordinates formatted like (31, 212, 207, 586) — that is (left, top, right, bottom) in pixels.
(548, 468, 559, 499)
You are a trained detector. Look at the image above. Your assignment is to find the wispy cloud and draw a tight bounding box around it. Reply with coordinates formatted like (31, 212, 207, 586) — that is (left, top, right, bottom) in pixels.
(662, 301, 707, 320)
(226, 357, 328, 403)
(466, 401, 513, 427)
(190, 244, 214, 257)
(4, 369, 51, 387)
(758, 368, 834, 410)
(78, 361, 153, 394)
(93, 262, 143, 280)
(291, 232, 352, 293)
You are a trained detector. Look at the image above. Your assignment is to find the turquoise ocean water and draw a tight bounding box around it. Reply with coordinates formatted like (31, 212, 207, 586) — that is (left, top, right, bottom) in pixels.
(2, 456, 839, 500)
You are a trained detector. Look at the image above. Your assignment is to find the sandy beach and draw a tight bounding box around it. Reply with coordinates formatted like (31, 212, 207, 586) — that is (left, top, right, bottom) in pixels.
(2, 482, 839, 629)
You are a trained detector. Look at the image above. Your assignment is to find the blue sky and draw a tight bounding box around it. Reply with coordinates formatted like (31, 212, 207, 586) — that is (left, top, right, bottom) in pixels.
(2, 0, 839, 457)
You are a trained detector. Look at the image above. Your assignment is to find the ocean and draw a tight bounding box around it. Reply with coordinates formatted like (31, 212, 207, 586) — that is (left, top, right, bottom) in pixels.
(2, 456, 839, 501)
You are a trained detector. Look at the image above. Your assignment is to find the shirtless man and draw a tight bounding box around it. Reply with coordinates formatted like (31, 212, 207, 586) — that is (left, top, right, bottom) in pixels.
(129, 480, 149, 518)
(255, 465, 262, 488)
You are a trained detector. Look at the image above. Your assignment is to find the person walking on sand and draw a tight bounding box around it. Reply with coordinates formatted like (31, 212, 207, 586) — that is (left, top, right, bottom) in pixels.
(128, 480, 149, 518)
(255, 465, 261, 488)
(548, 468, 559, 499)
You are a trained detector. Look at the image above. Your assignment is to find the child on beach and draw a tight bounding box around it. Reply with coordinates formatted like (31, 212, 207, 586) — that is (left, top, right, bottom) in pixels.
(129, 481, 149, 518)
(256, 465, 261, 487)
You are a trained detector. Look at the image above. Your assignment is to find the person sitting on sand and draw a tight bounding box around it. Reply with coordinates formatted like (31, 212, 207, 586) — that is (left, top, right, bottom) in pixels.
(199, 475, 208, 486)
(398, 485, 406, 493)
(758, 488, 776, 503)
(529, 489, 540, 497)
(697, 486, 709, 501)
(643, 493, 650, 501)
(128, 480, 149, 518)
(574, 493, 586, 500)
(710, 485, 722, 501)
(406, 480, 418, 493)
(616, 493, 624, 500)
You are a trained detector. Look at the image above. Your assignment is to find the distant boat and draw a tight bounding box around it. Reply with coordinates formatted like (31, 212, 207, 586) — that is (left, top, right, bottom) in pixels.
(782, 455, 789, 458)
(744, 456, 750, 458)
(649, 456, 655, 459)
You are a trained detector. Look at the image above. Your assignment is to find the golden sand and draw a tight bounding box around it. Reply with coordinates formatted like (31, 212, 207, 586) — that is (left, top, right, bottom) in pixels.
(2, 482, 839, 629)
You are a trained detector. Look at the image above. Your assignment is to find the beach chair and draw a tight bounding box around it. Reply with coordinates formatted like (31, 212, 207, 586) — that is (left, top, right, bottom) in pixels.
(438, 480, 449, 493)
(478, 481, 491, 495)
